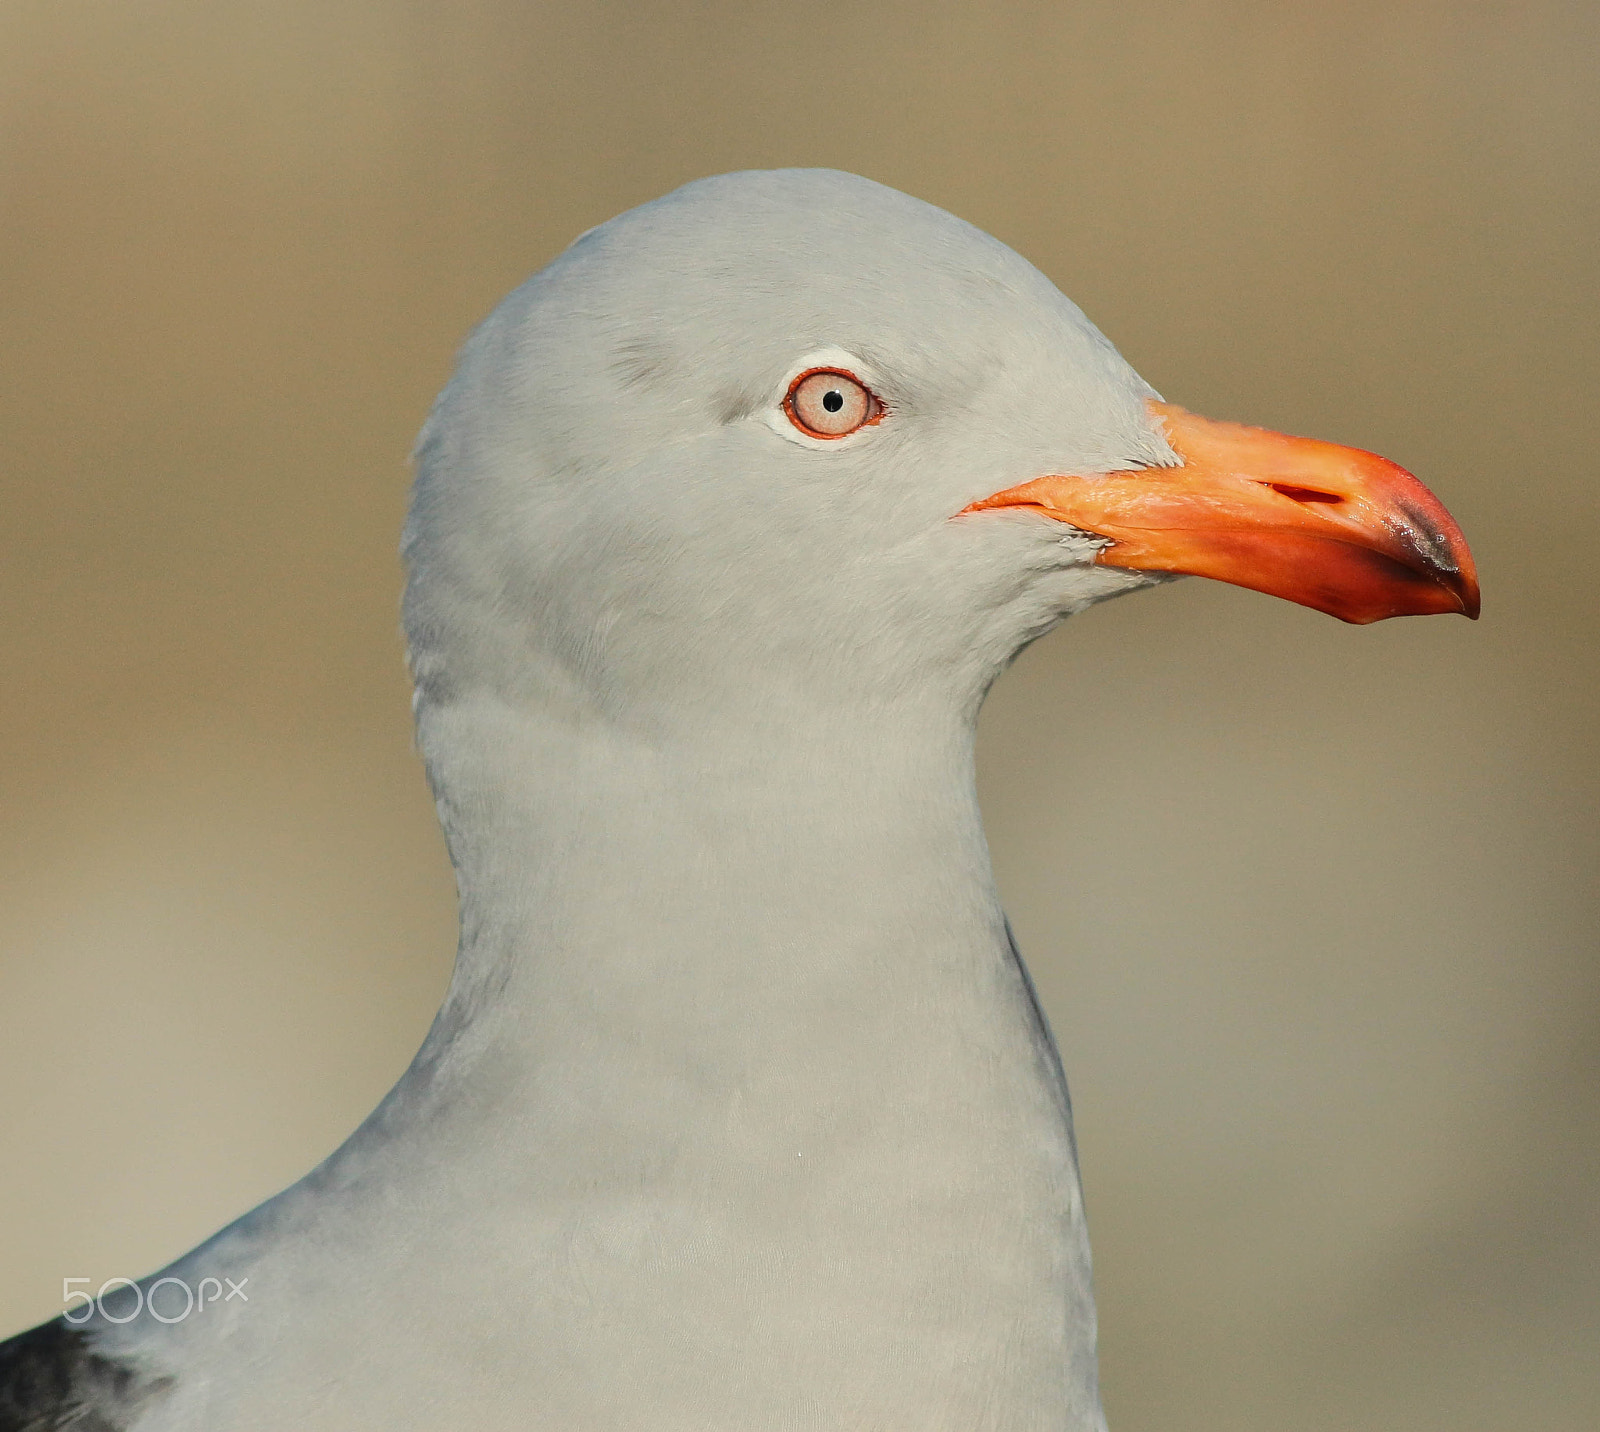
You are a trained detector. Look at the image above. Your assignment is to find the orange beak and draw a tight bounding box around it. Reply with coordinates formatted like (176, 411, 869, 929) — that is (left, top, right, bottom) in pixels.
(964, 400, 1479, 624)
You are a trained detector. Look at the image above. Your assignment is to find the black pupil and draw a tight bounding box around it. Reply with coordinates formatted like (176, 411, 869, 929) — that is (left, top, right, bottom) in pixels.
(822, 389, 844, 413)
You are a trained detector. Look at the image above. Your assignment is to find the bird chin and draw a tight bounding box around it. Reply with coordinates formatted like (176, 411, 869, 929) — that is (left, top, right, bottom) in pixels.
(983, 559, 1175, 677)
(1050, 550, 1178, 616)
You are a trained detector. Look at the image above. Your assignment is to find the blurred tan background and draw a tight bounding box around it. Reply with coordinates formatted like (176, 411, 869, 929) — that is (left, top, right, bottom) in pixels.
(2, 1, 1596, 1427)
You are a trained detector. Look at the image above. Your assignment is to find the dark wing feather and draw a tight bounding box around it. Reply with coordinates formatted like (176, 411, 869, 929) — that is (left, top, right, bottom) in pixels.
(0, 1319, 172, 1432)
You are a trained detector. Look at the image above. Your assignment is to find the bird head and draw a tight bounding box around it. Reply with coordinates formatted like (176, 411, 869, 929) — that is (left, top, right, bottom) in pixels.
(403, 169, 1476, 736)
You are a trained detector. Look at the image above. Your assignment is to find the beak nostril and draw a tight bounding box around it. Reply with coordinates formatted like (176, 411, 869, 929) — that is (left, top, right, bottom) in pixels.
(1267, 482, 1343, 505)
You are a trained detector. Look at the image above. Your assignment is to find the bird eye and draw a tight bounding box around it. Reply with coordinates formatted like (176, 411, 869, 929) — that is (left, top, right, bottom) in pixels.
(784, 369, 883, 439)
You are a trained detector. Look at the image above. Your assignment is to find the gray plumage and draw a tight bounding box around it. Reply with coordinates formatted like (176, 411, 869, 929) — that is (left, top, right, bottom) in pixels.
(5, 168, 1187, 1430)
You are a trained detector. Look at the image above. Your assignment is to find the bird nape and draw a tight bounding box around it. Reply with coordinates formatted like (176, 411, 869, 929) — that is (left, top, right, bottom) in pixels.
(1, 169, 1476, 1432)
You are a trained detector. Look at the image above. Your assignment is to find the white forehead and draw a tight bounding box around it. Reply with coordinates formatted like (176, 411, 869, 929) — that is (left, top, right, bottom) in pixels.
(558, 169, 1127, 393)
(565, 168, 1060, 322)
(432, 168, 1165, 486)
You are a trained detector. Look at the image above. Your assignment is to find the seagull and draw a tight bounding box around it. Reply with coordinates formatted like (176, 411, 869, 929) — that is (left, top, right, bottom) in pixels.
(0, 168, 1477, 1432)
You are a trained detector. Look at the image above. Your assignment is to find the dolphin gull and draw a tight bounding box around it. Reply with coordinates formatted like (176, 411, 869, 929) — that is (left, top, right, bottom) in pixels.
(0, 168, 1477, 1432)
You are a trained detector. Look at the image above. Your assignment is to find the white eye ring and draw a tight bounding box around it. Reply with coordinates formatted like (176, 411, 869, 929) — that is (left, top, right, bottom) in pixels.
(783, 368, 884, 439)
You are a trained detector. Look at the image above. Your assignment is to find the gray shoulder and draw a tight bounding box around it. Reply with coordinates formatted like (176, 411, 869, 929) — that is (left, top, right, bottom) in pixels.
(0, 1318, 173, 1432)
